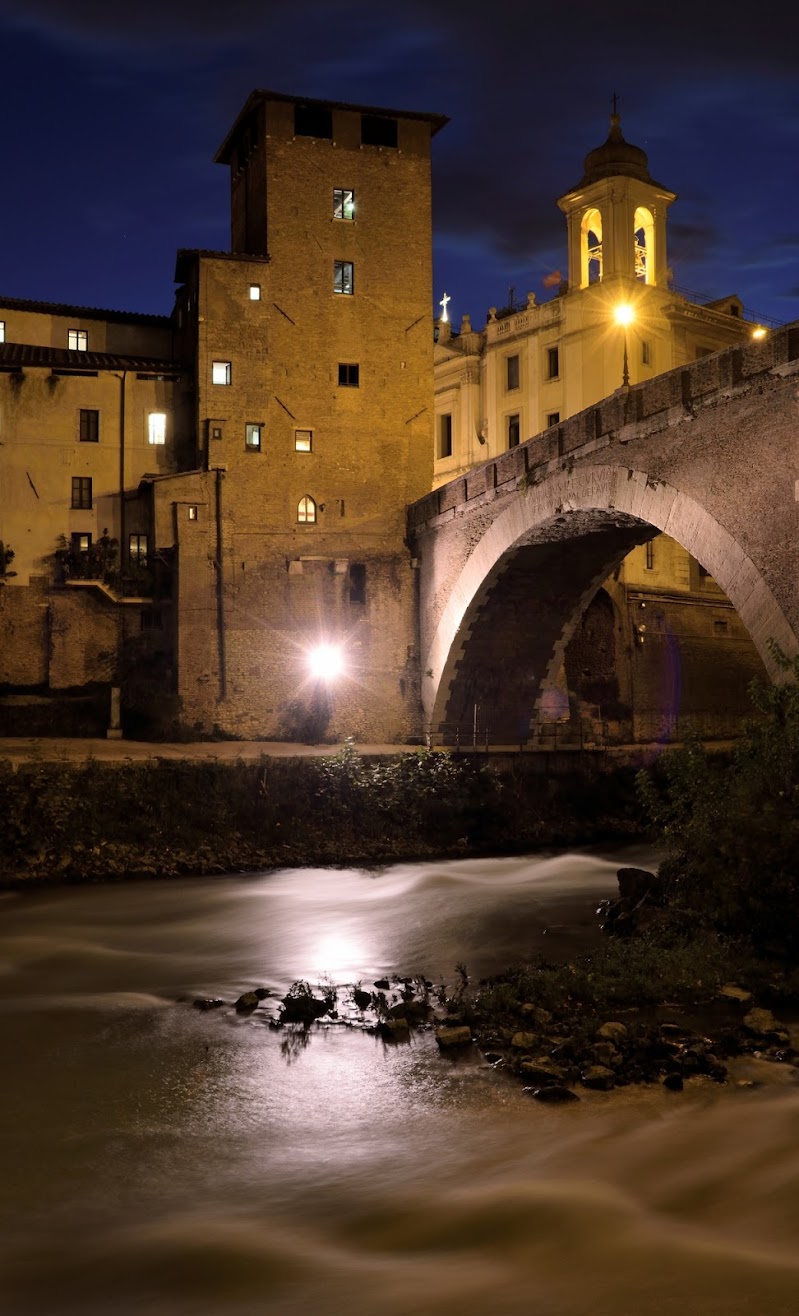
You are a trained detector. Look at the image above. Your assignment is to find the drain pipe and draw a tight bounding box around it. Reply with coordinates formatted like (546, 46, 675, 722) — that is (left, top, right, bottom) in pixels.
(212, 465, 227, 701)
(117, 371, 127, 572)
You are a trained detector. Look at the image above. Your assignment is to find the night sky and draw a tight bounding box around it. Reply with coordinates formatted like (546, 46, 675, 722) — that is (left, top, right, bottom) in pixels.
(2, 0, 798, 329)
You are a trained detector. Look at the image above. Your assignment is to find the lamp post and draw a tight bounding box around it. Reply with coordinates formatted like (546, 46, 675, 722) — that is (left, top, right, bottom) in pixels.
(614, 303, 634, 388)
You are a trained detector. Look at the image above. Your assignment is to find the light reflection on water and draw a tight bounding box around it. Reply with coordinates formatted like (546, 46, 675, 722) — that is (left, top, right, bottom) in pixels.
(1, 847, 798, 1314)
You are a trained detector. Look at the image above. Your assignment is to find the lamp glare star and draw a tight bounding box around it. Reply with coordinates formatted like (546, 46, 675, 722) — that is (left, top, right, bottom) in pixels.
(307, 644, 344, 681)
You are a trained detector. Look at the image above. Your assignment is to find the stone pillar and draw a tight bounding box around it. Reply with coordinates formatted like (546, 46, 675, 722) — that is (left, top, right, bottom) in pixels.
(107, 685, 123, 739)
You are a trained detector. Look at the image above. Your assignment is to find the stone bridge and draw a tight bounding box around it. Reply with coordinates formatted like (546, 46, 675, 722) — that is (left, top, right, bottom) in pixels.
(409, 325, 799, 742)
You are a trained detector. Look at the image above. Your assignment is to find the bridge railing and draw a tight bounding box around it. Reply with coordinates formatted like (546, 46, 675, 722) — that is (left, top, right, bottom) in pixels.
(426, 716, 608, 752)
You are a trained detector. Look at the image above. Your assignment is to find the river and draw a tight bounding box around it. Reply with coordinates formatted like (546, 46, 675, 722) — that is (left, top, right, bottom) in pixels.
(1, 847, 798, 1315)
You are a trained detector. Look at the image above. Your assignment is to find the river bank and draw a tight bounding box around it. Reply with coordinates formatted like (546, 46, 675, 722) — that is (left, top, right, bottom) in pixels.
(0, 744, 646, 886)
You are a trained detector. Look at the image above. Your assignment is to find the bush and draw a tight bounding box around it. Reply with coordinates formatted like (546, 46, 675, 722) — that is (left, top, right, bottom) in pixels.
(637, 641, 799, 953)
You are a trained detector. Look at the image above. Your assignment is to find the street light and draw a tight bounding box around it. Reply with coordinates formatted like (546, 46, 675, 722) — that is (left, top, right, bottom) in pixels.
(307, 643, 344, 682)
(751, 325, 767, 341)
(614, 303, 634, 388)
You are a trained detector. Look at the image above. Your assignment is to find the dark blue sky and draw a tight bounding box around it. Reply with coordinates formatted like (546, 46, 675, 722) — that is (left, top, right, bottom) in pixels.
(2, 0, 797, 328)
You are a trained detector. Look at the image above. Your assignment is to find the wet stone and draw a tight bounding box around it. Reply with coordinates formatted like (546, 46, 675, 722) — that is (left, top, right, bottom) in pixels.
(373, 979, 391, 990)
(436, 1026, 472, 1049)
(193, 997, 224, 1011)
(581, 1065, 616, 1091)
(380, 1018, 410, 1041)
(352, 989, 372, 1011)
(253, 987, 270, 1000)
(510, 1031, 539, 1051)
(235, 992, 260, 1012)
(518, 1059, 566, 1085)
(597, 1022, 628, 1045)
(526, 1085, 580, 1104)
(663, 1073, 684, 1092)
(743, 1008, 778, 1035)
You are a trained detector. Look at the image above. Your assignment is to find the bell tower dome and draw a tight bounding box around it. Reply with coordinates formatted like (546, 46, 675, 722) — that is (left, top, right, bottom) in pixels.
(558, 110, 676, 291)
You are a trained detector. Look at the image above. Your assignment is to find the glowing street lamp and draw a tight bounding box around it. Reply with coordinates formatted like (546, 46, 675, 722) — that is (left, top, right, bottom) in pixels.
(614, 303, 634, 388)
(307, 643, 344, 682)
(751, 325, 767, 341)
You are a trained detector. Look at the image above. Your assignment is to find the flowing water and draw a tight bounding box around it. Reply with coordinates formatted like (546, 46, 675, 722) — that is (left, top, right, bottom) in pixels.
(1, 847, 798, 1315)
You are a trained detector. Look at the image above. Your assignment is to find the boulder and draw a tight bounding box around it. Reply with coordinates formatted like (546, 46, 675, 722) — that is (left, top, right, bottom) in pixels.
(193, 997, 224, 1011)
(520, 1004, 553, 1028)
(718, 984, 753, 1004)
(743, 1008, 778, 1036)
(380, 1018, 410, 1040)
(510, 1031, 539, 1051)
(436, 1025, 472, 1049)
(597, 1021, 628, 1045)
(253, 987, 270, 1000)
(235, 992, 260, 1013)
(518, 1059, 566, 1085)
(663, 1073, 684, 1092)
(525, 1085, 580, 1104)
(373, 978, 391, 990)
(352, 988, 373, 1011)
(580, 1065, 616, 1091)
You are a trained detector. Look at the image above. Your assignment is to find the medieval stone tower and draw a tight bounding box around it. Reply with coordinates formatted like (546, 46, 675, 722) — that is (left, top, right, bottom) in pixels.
(159, 91, 447, 740)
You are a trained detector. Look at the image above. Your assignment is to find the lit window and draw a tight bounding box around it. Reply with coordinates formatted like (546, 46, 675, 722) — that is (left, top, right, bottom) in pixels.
(338, 363, 359, 387)
(295, 429, 313, 452)
(245, 423, 263, 451)
(0, 321, 5, 343)
(68, 329, 88, 351)
(298, 495, 316, 524)
(438, 413, 452, 459)
(212, 360, 232, 385)
(71, 476, 92, 509)
(129, 533, 148, 565)
(507, 413, 520, 449)
(333, 189, 355, 221)
(333, 261, 354, 296)
(546, 411, 560, 428)
(188, 506, 198, 521)
(71, 532, 91, 553)
(249, 284, 261, 301)
(79, 408, 99, 443)
(506, 354, 520, 390)
(546, 346, 559, 379)
(148, 412, 167, 445)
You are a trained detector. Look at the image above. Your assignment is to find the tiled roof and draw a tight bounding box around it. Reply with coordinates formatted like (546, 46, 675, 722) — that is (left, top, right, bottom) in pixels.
(0, 295, 171, 326)
(0, 342, 184, 373)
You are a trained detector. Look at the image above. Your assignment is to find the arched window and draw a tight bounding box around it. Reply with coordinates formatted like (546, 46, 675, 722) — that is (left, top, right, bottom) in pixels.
(581, 208, 603, 287)
(634, 207, 655, 284)
(297, 495, 317, 524)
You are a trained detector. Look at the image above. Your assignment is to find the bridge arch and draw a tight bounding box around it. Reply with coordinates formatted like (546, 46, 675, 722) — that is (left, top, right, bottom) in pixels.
(422, 463, 798, 738)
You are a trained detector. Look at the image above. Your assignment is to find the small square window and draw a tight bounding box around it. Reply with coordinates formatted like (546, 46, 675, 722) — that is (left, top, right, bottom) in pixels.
(333, 260, 354, 296)
(546, 346, 559, 379)
(642, 340, 651, 365)
(546, 411, 560, 428)
(71, 476, 92, 509)
(0, 321, 5, 343)
(438, 413, 452, 459)
(249, 284, 261, 301)
(361, 114, 398, 148)
(713, 618, 729, 635)
(245, 422, 263, 450)
(210, 423, 223, 442)
(507, 414, 520, 449)
(333, 188, 355, 221)
(68, 329, 88, 351)
(338, 363, 359, 386)
(148, 413, 166, 445)
(212, 360, 232, 385)
(506, 354, 520, 390)
(188, 505, 198, 521)
(294, 104, 332, 138)
(295, 429, 313, 452)
(79, 408, 99, 442)
(71, 532, 91, 553)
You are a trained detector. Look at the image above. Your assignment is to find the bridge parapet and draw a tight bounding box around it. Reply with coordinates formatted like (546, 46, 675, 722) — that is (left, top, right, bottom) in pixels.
(409, 322, 799, 534)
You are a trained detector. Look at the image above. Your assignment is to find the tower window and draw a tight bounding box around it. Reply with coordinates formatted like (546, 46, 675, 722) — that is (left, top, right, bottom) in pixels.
(507, 413, 520, 449)
(438, 413, 452, 459)
(212, 360, 232, 385)
(581, 207, 603, 286)
(338, 363, 359, 387)
(634, 207, 655, 285)
(333, 189, 355, 221)
(546, 346, 559, 379)
(68, 329, 88, 351)
(642, 340, 651, 366)
(188, 506, 198, 521)
(645, 540, 655, 570)
(294, 104, 332, 139)
(506, 354, 520, 390)
(249, 284, 261, 300)
(0, 321, 5, 343)
(297, 495, 317, 524)
(71, 476, 92, 509)
(245, 423, 263, 451)
(361, 114, 398, 148)
(333, 261, 354, 295)
(79, 408, 99, 443)
(294, 429, 313, 452)
(546, 411, 560, 428)
(148, 413, 167, 445)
